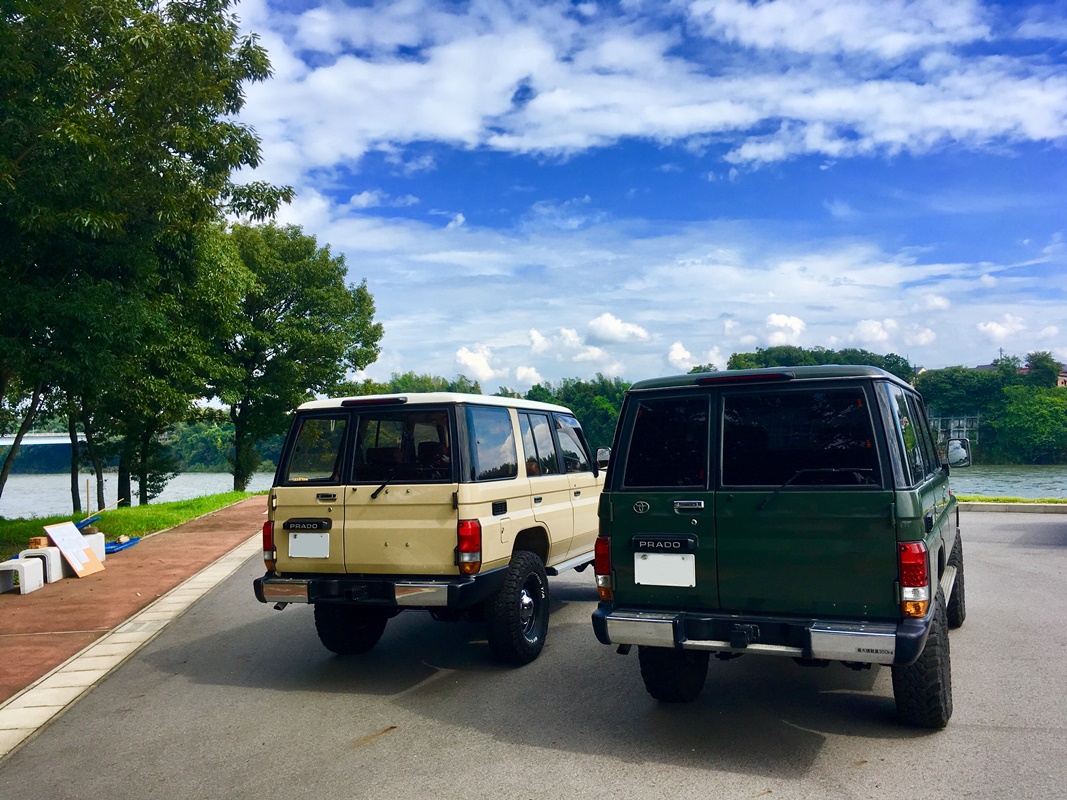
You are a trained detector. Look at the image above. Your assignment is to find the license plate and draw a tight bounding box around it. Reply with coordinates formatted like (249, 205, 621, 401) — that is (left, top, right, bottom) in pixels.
(634, 553, 696, 587)
(289, 532, 330, 558)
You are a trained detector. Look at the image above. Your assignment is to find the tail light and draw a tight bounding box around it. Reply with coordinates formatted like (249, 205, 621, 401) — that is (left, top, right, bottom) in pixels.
(594, 536, 613, 602)
(899, 541, 930, 618)
(262, 521, 277, 573)
(457, 519, 481, 575)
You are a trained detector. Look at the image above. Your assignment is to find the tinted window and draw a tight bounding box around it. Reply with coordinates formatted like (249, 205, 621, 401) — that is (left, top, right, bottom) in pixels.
(885, 386, 923, 486)
(284, 415, 347, 483)
(905, 393, 940, 479)
(466, 406, 518, 481)
(722, 388, 879, 487)
(622, 396, 709, 489)
(555, 413, 591, 473)
(520, 412, 560, 477)
(351, 409, 451, 483)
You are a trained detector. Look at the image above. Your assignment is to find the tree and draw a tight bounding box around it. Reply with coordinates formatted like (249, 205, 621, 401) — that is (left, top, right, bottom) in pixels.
(0, 0, 292, 502)
(726, 346, 916, 381)
(213, 224, 384, 490)
(522, 374, 631, 449)
(986, 386, 1067, 464)
(1025, 351, 1062, 388)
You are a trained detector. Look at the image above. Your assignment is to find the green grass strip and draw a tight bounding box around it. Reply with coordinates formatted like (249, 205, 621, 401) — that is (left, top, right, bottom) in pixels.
(0, 491, 261, 562)
(955, 495, 1067, 504)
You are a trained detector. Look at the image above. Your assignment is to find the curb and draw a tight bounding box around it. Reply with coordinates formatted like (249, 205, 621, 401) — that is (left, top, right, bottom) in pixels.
(958, 502, 1067, 513)
(0, 534, 260, 764)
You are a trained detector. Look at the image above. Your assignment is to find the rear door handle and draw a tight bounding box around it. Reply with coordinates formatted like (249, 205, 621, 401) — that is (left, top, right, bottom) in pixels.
(574, 490, 581, 497)
(316, 493, 337, 502)
(534, 496, 542, 504)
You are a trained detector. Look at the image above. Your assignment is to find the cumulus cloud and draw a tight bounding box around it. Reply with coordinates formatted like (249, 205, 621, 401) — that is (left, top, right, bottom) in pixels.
(1039, 326, 1060, 339)
(529, 327, 613, 366)
(906, 327, 937, 346)
(921, 294, 951, 310)
(668, 341, 695, 371)
(588, 313, 652, 343)
(515, 366, 544, 386)
(852, 318, 899, 345)
(455, 345, 508, 382)
(977, 314, 1026, 341)
(766, 314, 806, 345)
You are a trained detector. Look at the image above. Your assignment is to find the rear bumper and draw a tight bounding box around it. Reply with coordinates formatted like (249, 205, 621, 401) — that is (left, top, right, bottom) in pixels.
(254, 567, 507, 609)
(591, 604, 933, 667)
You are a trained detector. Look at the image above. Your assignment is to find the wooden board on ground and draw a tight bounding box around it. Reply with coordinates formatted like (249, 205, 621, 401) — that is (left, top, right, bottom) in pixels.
(43, 522, 105, 578)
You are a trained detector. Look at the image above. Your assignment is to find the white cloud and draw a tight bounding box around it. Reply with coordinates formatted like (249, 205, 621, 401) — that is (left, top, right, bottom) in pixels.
(686, 0, 990, 59)
(905, 327, 937, 346)
(668, 341, 695, 371)
(588, 313, 652, 343)
(766, 313, 806, 345)
(1039, 325, 1060, 339)
(455, 345, 508, 382)
(852, 318, 899, 345)
(528, 327, 613, 366)
(921, 294, 951, 310)
(977, 313, 1026, 341)
(515, 366, 544, 386)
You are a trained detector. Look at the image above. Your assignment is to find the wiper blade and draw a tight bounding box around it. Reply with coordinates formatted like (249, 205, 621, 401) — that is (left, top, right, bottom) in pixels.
(758, 468, 874, 510)
(371, 468, 399, 500)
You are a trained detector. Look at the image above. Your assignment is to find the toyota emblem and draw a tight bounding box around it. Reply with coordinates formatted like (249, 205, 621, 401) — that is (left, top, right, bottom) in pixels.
(633, 501, 650, 514)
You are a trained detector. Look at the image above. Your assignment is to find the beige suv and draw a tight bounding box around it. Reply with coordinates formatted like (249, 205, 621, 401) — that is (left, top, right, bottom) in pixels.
(254, 392, 604, 664)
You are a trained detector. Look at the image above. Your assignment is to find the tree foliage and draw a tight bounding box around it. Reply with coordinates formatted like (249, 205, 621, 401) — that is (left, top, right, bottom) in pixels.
(519, 374, 630, 449)
(212, 224, 384, 490)
(726, 346, 916, 381)
(0, 0, 292, 502)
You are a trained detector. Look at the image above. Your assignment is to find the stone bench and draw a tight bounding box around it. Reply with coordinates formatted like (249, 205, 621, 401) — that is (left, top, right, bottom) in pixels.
(0, 557, 45, 595)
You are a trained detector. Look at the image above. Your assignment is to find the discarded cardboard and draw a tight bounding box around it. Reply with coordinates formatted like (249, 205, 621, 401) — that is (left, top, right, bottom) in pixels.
(43, 522, 105, 578)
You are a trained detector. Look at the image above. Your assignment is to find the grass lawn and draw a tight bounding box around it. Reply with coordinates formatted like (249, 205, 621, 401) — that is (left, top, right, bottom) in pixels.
(0, 491, 261, 562)
(954, 495, 1067, 504)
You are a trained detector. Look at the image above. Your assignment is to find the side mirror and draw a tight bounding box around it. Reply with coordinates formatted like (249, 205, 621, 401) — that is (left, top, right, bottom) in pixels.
(946, 438, 971, 468)
(596, 447, 611, 468)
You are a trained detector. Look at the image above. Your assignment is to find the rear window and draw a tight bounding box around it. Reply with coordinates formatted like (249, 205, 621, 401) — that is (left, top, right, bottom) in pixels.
(722, 388, 880, 487)
(283, 415, 347, 483)
(622, 396, 709, 489)
(351, 408, 452, 483)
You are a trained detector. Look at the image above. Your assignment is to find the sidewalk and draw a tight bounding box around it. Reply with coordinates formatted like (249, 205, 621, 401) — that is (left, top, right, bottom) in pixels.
(0, 496, 266, 758)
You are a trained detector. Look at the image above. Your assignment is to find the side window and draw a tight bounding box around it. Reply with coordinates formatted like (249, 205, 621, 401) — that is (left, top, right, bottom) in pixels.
(554, 413, 591, 473)
(721, 388, 879, 487)
(466, 406, 518, 481)
(520, 412, 560, 477)
(622, 396, 709, 489)
(884, 386, 920, 486)
(284, 415, 347, 483)
(906, 394, 940, 479)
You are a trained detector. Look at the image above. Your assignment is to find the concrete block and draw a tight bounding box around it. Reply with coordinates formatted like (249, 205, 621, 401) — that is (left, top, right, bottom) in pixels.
(0, 558, 45, 594)
(82, 532, 106, 562)
(18, 547, 64, 584)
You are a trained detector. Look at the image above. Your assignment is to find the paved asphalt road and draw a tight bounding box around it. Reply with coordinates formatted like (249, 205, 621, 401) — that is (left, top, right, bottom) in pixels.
(1, 510, 1064, 799)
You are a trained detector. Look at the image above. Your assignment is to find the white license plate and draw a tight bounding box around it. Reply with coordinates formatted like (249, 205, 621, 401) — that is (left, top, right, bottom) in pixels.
(289, 532, 330, 558)
(634, 553, 696, 587)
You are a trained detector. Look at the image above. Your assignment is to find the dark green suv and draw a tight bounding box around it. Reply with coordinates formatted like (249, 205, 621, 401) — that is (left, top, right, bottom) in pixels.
(591, 366, 966, 728)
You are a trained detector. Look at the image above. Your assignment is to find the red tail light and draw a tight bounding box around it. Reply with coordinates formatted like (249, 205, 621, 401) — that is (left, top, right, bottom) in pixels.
(594, 536, 613, 601)
(899, 541, 930, 618)
(262, 521, 276, 572)
(457, 519, 481, 575)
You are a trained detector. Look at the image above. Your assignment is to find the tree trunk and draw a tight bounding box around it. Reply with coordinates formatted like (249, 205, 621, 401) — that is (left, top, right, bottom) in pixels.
(68, 412, 82, 514)
(80, 408, 107, 511)
(0, 384, 45, 502)
(117, 438, 132, 508)
(230, 407, 258, 491)
(138, 429, 150, 505)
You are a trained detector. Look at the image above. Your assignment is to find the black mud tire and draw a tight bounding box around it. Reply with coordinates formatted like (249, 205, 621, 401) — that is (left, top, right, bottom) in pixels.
(638, 646, 709, 703)
(313, 604, 388, 655)
(485, 550, 549, 666)
(892, 590, 953, 729)
(946, 533, 967, 629)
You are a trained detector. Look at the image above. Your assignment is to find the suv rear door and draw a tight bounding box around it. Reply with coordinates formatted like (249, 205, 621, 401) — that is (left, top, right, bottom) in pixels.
(606, 392, 719, 610)
(714, 384, 899, 618)
(272, 412, 350, 574)
(343, 405, 459, 575)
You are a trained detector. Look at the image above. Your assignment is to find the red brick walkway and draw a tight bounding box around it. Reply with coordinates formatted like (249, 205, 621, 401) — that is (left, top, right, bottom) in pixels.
(0, 496, 266, 703)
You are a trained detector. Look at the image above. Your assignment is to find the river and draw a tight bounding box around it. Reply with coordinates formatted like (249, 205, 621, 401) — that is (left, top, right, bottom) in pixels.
(0, 472, 275, 520)
(2, 464, 1066, 521)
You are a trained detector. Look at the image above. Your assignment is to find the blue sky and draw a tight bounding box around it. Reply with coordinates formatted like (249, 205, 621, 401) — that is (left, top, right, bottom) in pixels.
(234, 0, 1067, 389)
